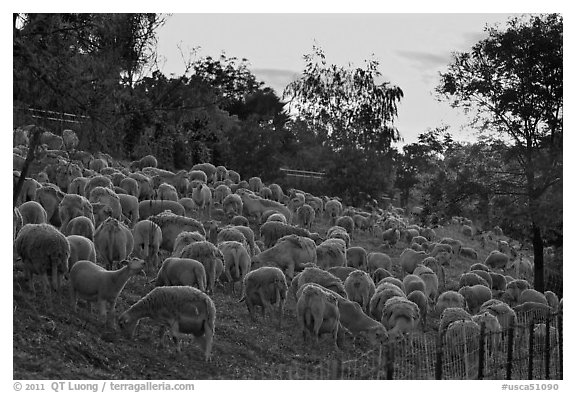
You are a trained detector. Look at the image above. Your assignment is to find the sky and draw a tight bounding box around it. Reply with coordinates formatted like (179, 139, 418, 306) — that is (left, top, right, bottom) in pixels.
(154, 13, 517, 145)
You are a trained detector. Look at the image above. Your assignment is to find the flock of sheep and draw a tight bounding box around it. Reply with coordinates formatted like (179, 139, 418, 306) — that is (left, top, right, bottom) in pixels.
(13, 126, 562, 366)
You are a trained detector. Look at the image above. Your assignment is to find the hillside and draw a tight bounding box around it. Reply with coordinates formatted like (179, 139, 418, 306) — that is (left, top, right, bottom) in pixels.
(13, 215, 515, 380)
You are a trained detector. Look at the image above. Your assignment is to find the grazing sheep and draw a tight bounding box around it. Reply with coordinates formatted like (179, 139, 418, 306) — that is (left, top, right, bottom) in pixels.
(407, 290, 428, 329)
(263, 211, 287, 224)
(15, 223, 70, 302)
(544, 291, 559, 312)
(367, 252, 392, 274)
(94, 217, 134, 270)
(59, 193, 94, 232)
(191, 163, 217, 184)
(489, 272, 507, 292)
(178, 241, 223, 294)
(413, 265, 439, 302)
(369, 282, 406, 321)
(400, 248, 427, 274)
(371, 268, 392, 283)
(459, 285, 492, 314)
(324, 199, 343, 226)
(119, 177, 140, 199)
(459, 272, 490, 289)
(327, 266, 358, 283)
(485, 250, 509, 270)
(251, 235, 317, 281)
(248, 176, 263, 193)
(316, 238, 347, 270)
(504, 279, 531, 306)
(155, 257, 207, 292)
(290, 267, 347, 300)
(381, 227, 401, 246)
(513, 302, 554, 326)
(132, 220, 163, 272)
(422, 257, 446, 291)
(346, 246, 368, 271)
(237, 189, 292, 224)
(479, 299, 518, 331)
(230, 215, 249, 227)
(472, 311, 502, 347)
(470, 262, 490, 272)
(296, 283, 341, 348)
(506, 256, 533, 280)
(403, 274, 426, 296)
(190, 182, 212, 219)
(470, 269, 493, 288)
(188, 170, 208, 184)
(65, 215, 95, 241)
(218, 241, 251, 296)
(36, 185, 65, 227)
(217, 226, 248, 248)
(222, 193, 243, 218)
(231, 225, 256, 256)
(89, 186, 122, 223)
(439, 307, 473, 334)
(436, 291, 466, 315)
(326, 225, 351, 248)
(18, 201, 48, 225)
(118, 194, 139, 227)
(67, 235, 97, 270)
(444, 319, 481, 379)
(138, 200, 185, 221)
(518, 289, 548, 306)
(240, 266, 288, 328)
(70, 258, 145, 325)
(156, 182, 178, 202)
(118, 286, 215, 361)
(296, 204, 315, 230)
(215, 166, 228, 182)
(343, 270, 375, 312)
(172, 231, 206, 257)
(460, 247, 478, 260)
(335, 216, 354, 236)
(148, 211, 205, 251)
(381, 296, 420, 338)
(377, 277, 405, 293)
(439, 237, 463, 257)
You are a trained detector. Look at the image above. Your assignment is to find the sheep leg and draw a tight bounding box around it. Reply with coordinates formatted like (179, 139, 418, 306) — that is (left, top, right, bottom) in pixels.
(197, 330, 214, 362)
(97, 300, 107, 325)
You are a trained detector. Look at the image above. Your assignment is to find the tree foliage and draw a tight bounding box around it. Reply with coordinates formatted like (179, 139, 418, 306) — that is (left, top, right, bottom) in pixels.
(436, 14, 562, 291)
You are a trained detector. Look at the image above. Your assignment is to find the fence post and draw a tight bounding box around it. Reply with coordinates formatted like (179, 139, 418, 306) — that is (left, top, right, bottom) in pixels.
(385, 340, 395, 380)
(545, 317, 551, 380)
(558, 312, 563, 379)
(506, 324, 515, 380)
(435, 333, 443, 380)
(478, 321, 485, 380)
(528, 322, 535, 380)
(329, 358, 342, 380)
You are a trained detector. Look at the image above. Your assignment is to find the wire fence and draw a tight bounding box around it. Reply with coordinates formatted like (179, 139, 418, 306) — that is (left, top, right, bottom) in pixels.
(264, 312, 562, 380)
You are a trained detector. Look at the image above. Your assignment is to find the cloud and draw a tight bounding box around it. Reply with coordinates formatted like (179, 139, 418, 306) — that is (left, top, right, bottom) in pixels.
(251, 68, 300, 96)
(395, 50, 450, 69)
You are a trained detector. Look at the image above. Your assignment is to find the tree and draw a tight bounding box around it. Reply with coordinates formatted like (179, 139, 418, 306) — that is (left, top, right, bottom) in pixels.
(437, 14, 562, 291)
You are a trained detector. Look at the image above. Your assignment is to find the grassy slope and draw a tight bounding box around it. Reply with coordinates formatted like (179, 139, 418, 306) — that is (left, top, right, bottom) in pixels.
(12, 217, 504, 380)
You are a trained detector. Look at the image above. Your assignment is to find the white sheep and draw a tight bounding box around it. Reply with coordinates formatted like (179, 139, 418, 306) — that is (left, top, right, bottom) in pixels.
(94, 217, 134, 270)
(240, 266, 288, 328)
(296, 204, 315, 230)
(218, 240, 251, 296)
(251, 235, 316, 281)
(459, 272, 490, 289)
(155, 257, 207, 292)
(327, 266, 358, 283)
(70, 257, 145, 325)
(178, 241, 223, 294)
(343, 270, 375, 312)
(439, 307, 473, 334)
(369, 282, 406, 321)
(436, 291, 466, 315)
(18, 201, 48, 225)
(407, 290, 428, 329)
(402, 274, 426, 296)
(191, 182, 212, 219)
(65, 215, 95, 241)
(148, 211, 205, 251)
(118, 194, 139, 228)
(118, 286, 215, 361)
(296, 283, 341, 348)
(15, 223, 70, 303)
(289, 267, 347, 301)
(458, 285, 492, 314)
(381, 296, 420, 338)
(399, 248, 427, 274)
(479, 299, 517, 331)
(413, 264, 439, 303)
(346, 246, 368, 271)
(157, 182, 179, 202)
(316, 238, 347, 270)
(67, 235, 97, 270)
(367, 252, 392, 273)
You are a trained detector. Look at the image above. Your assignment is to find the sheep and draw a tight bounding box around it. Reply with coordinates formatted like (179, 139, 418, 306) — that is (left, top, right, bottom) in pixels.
(65, 215, 95, 241)
(263, 210, 287, 224)
(237, 189, 292, 224)
(470, 269, 493, 289)
(399, 248, 427, 274)
(324, 199, 343, 226)
(148, 211, 205, 251)
(343, 270, 375, 312)
(67, 235, 97, 270)
(15, 223, 70, 302)
(504, 279, 531, 306)
(155, 257, 207, 292)
(178, 241, 223, 294)
(513, 302, 554, 326)
(316, 238, 347, 270)
(377, 277, 405, 293)
(381, 227, 400, 246)
(366, 252, 392, 273)
(172, 230, 206, 257)
(118, 194, 139, 228)
(533, 323, 559, 354)
(296, 204, 315, 231)
(289, 267, 347, 301)
(459, 272, 490, 289)
(460, 247, 478, 260)
(191, 163, 217, 184)
(407, 290, 428, 329)
(458, 285, 492, 314)
(118, 286, 215, 360)
(251, 235, 317, 281)
(439, 237, 463, 257)
(439, 307, 473, 334)
(18, 201, 48, 225)
(70, 257, 145, 325)
(296, 283, 341, 348)
(422, 257, 446, 291)
(218, 241, 251, 296)
(371, 268, 392, 283)
(222, 193, 243, 218)
(489, 272, 508, 292)
(369, 282, 406, 321)
(35, 185, 65, 227)
(344, 247, 367, 272)
(326, 225, 350, 248)
(327, 266, 358, 283)
(444, 319, 481, 379)
(215, 165, 228, 182)
(40, 130, 64, 150)
(58, 193, 94, 232)
(217, 226, 248, 248)
(138, 200, 186, 221)
(94, 217, 134, 270)
(230, 215, 249, 227)
(381, 296, 420, 338)
(248, 176, 263, 193)
(335, 215, 354, 236)
(470, 262, 490, 272)
(131, 219, 163, 272)
(413, 264, 439, 302)
(403, 274, 426, 296)
(240, 266, 288, 328)
(544, 291, 560, 312)
(485, 250, 509, 270)
(231, 225, 257, 256)
(479, 299, 518, 331)
(119, 177, 139, 199)
(518, 289, 548, 306)
(506, 256, 533, 280)
(89, 186, 122, 223)
(436, 291, 466, 315)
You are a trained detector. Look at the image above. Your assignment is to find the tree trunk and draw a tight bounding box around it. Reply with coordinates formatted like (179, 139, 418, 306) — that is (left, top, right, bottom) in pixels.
(532, 221, 545, 292)
(13, 126, 43, 206)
